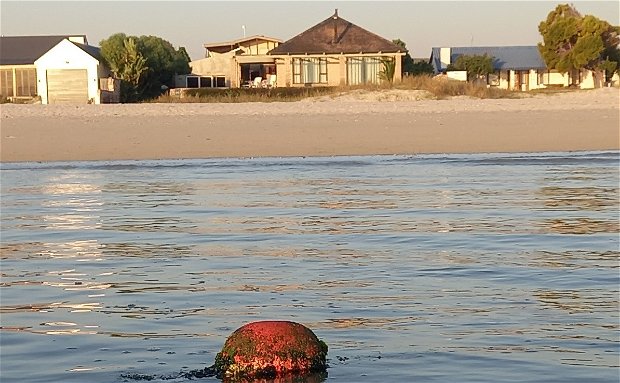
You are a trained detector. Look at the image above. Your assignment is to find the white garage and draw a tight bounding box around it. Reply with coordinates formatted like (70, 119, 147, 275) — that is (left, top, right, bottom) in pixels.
(34, 38, 108, 104)
(46, 69, 88, 104)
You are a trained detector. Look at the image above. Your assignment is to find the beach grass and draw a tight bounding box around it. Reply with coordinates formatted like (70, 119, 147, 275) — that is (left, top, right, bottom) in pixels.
(152, 75, 519, 103)
(153, 86, 339, 103)
(396, 75, 518, 99)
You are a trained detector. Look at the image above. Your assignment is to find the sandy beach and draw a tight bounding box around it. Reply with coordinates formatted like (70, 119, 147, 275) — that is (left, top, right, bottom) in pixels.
(1, 88, 618, 163)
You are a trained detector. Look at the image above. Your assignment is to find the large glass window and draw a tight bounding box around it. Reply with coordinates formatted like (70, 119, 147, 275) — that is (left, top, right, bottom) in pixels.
(0, 69, 13, 98)
(200, 77, 212, 88)
(15, 68, 36, 97)
(347, 57, 382, 85)
(186, 76, 215, 88)
(187, 76, 199, 88)
(292, 58, 327, 84)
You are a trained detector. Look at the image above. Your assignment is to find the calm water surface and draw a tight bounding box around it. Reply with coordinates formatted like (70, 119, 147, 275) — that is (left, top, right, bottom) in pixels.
(1, 152, 618, 383)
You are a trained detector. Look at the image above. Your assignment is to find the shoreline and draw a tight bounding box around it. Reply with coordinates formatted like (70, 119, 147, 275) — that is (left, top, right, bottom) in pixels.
(1, 88, 618, 163)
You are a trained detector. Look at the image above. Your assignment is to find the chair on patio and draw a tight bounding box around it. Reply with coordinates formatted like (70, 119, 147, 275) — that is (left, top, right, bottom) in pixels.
(266, 75, 277, 88)
(251, 77, 262, 88)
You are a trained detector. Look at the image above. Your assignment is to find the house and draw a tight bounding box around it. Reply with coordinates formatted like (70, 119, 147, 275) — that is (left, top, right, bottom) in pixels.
(268, 10, 405, 87)
(0, 35, 119, 104)
(175, 35, 282, 89)
(176, 9, 404, 90)
(430, 46, 605, 90)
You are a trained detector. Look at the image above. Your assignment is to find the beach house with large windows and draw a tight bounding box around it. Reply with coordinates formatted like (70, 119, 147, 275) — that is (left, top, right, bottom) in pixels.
(177, 10, 403, 90)
(268, 10, 405, 87)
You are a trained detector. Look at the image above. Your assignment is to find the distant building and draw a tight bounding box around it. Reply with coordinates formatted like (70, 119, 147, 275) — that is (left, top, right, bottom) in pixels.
(0, 35, 119, 104)
(429, 46, 606, 90)
(269, 9, 405, 87)
(175, 35, 282, 89)
(175, 9, 404, 90)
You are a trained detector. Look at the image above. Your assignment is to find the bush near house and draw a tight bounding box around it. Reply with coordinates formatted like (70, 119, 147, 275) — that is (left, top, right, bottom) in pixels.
(391, 39, 434, 76)
(100, 33, 191, 102)
(446, 54, 495, 82)
(156, 87, 339, 103)
(153, 75, 517, 103)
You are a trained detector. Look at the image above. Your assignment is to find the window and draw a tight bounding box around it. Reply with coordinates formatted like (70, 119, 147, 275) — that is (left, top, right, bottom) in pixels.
(200, 77, 212, 88)
(186, 76, 215, 88)
(537, 71, 545, 85)
(215, 76, 226, 87)
(347, 57, 382, 85)
(292, 58, 327, 84)
(0, 69, 13, 98)
(187, 76, 199, 88)
(518, 71, 528, 86)
(15, 68, 36, 97)
(488, 72, 500, 87)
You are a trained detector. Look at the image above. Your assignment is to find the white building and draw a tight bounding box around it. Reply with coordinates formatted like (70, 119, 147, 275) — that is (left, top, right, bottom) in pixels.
(0, 35, 118, 104)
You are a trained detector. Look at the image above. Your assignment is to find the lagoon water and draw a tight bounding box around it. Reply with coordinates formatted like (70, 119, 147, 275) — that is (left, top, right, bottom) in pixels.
(1, 152, 618, 383)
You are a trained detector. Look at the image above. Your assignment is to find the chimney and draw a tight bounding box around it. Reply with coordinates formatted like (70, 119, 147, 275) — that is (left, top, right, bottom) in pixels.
(332, 9, 339, 44)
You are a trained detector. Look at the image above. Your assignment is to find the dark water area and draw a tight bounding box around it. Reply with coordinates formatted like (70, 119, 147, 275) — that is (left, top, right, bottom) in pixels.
(1, 152, 618, 383)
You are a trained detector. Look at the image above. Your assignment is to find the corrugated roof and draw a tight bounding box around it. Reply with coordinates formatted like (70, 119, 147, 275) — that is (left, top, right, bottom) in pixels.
(269, 10, 402, 55)
(430, 46, 547, 73)
(0, 35, 94, 65)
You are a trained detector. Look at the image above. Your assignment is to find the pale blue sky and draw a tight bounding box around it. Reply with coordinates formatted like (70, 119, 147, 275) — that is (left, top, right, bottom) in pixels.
(1, 1, 618, 61)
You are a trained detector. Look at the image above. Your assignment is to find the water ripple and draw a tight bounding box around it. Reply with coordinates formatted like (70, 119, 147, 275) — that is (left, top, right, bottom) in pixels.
(1, 152, 618, 383)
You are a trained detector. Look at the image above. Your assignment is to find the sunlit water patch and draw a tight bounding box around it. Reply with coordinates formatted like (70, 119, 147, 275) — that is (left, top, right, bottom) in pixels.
(1, 152, 618, 383)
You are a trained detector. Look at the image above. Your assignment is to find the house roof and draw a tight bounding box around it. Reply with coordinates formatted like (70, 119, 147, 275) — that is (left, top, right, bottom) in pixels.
(73, 42, 101, 61)
(204, 35, 282, 50)
(0, 35, 91, 65)
(268, 10, 402, 55)
(430, 46, 547, 73)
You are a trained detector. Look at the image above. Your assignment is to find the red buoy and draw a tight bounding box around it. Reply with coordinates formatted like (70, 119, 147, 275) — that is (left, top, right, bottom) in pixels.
(214, 321, 328, 379)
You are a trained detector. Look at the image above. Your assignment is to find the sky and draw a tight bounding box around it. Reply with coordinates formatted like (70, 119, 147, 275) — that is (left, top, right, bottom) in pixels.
(1, 1, 618, 61)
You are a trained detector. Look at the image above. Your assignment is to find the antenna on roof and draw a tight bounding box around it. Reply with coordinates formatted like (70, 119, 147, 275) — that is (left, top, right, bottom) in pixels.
(242, 25, 246, 38)
(332, 9, 339, 44)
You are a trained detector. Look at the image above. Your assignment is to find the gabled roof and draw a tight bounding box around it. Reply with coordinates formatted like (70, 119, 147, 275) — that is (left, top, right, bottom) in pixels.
(269, 10, 402, 55)
(430, 46, 547, 73)
(0, 35, 90, 65)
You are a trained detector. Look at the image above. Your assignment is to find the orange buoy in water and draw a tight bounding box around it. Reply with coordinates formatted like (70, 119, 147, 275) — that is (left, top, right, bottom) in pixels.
(214, 321, 328, 379)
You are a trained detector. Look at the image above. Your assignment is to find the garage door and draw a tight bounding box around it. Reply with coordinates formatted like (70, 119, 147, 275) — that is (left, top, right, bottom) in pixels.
(47, 69, 88, 104)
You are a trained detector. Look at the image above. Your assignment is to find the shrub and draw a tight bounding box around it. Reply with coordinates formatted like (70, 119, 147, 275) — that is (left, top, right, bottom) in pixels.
(396, 75, 517, 99)
(153, 87, 341, 103)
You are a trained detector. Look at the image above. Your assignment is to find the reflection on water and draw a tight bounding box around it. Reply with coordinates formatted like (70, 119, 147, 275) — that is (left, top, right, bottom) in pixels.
(0, 152, 618, 383)
(538, 186, 618, 210)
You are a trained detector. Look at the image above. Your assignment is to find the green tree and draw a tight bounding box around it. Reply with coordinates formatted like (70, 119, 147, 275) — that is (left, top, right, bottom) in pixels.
(409, 61, 434, 76)
(538, 4, 620, 82)
(392, 39, 415, 75)
(447, 54, 494, 81)
(100, 33, 191, 102)
(136, 35, 191, 98)
(101, 34, 149, 102)
(177, 47, 192, 64)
